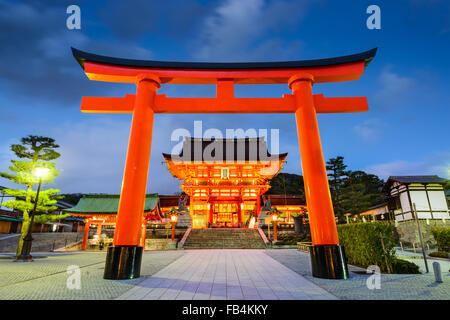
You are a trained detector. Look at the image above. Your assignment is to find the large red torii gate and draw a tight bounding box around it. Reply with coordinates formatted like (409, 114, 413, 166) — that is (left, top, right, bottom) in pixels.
(72, 47, 377, 280)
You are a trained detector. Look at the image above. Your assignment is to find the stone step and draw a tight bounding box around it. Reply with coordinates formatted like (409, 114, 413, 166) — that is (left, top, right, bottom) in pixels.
(184, 228, 266, 249)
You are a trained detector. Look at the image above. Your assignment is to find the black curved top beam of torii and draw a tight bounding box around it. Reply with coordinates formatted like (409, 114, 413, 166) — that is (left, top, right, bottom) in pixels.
(72, 47, 377, 71)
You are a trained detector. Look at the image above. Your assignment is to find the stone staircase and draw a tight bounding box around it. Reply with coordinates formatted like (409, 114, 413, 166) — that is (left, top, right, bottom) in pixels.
(183, 228, 266, 249)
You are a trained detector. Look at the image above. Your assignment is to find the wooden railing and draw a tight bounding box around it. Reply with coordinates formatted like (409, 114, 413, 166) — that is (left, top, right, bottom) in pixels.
(297, 242, 313, 252)
(257, 227, 270, 245)
(179, 227, 192, 247)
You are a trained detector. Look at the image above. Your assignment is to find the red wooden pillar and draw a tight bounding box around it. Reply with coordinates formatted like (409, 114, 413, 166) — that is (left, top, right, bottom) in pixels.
(171, 222, 176, 242)
(255, 196, 261, 218)
(96, 223, 102, 237)
(208, 203, 213, 226)
(82, 220, 91, 250)
(104, 74, 160, 280)
(140, 222, 147, 249)
(290, 73, 348, 279)
(237, 202, 242, 227)
(273, 220, 277, 242)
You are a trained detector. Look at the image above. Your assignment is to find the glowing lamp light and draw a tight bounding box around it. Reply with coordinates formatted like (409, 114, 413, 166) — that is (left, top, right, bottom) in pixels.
(167, 210, 181, 242)
(33, 167, 50, 178)
(272, 214, 278, 221)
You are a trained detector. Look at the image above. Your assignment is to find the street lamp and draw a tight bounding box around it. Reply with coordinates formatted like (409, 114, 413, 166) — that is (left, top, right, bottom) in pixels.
(266, 210, 281, 243)
(167, 210, 182, 243)
(17, 167, 50, 261)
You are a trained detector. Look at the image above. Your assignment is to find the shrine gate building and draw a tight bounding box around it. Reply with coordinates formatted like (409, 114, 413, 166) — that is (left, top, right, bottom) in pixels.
(163, 137, 288, 229)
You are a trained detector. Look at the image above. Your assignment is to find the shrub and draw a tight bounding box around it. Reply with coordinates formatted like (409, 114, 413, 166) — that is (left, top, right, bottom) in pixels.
(431, 228, 450, 252)
(274, 233, 309, 245)
(429, 251, 449, 259)
(337, 222, 396, 273)
(391, 258, 420, 274)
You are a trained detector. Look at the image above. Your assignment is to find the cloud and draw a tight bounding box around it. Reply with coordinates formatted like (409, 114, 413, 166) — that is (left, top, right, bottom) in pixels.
(353, 118, 386, 141)
(193, 0, 309, 61)
(0, 0, 152, 106)
(365, 152, 450, 180)
(373, 65, 416, 109)
(99, 0, 210, 41)
(47, 116, 190, 194)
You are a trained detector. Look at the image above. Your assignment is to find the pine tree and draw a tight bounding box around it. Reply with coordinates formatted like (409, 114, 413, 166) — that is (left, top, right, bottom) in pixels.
(267, 173, 304, 195)
(0, 135, 67, 257)
(340, 170, 385, 216)
(326, 156, 349, 222)
(340, 183, 373, 216)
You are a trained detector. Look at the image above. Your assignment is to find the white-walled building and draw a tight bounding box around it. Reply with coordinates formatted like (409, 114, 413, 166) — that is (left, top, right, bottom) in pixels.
(357, 175, 449, 245)
(383, 176, 449, 222)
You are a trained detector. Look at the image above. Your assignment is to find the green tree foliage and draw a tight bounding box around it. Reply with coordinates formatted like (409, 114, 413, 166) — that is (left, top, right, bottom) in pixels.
(0, 135, 66, 256)
(267, 173, 307, 235)
(326, 156, 349, 221)
(340, 182, 373, 216)
(266, 173, 304, 195)
(326, 157, 385, 222)
(340, 170, 385, 215)
(431, 228, 450, 252)
(59, 193, 83, 206)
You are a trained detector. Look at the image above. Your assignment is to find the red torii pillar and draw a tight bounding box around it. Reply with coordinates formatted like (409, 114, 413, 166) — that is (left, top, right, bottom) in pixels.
(290, 74, 347, 277)
(72, 47, 377, 280)
(103, 75, 159, 280)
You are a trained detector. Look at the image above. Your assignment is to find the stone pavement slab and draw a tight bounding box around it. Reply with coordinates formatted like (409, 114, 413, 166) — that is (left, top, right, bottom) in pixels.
(265, 249, 450, 300)
(118, 249, 337, 300)
(0, 250, 184, 300)
(2, 248, 446, 300)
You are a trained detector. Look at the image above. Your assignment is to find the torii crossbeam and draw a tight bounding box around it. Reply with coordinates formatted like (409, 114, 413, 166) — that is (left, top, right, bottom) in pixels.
(72, 47, 377, 280)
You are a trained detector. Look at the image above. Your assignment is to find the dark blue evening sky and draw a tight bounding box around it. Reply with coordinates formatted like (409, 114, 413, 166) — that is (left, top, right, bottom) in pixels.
(0, 0, 448, 194)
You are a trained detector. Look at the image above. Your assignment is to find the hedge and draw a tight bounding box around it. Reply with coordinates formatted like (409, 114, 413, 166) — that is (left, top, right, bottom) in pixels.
(431, 228, 450, 252)
(337, 222, 396, 273)
(429, 251, 449, 259)
(391, 258, 420, 274)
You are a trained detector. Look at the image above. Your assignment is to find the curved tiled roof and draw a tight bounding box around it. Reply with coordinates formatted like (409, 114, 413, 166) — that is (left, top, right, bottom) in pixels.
(64, 193, 159, 214)
(163, 137, 287, 162)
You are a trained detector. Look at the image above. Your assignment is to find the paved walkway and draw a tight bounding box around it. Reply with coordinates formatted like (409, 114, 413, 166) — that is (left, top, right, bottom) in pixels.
(0, 251, 184, 300)
(1, 249, 447, 300)
(119, 250, 337, 300)
(266, 249, 450, 300)
(395, 249, 450, 274)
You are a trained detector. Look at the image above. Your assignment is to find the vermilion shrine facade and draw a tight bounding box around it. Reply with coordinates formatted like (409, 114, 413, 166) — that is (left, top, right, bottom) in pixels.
(163, 137, 287, 229)
(72, 47, 377, 281)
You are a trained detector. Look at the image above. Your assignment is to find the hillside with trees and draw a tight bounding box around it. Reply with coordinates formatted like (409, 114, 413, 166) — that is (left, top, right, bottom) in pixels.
(268, 157, 385, 223)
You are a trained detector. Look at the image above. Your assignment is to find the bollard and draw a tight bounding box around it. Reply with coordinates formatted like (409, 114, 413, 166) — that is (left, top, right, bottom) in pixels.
(400, 242, 403, 251)
(433, 262, 442, 283)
